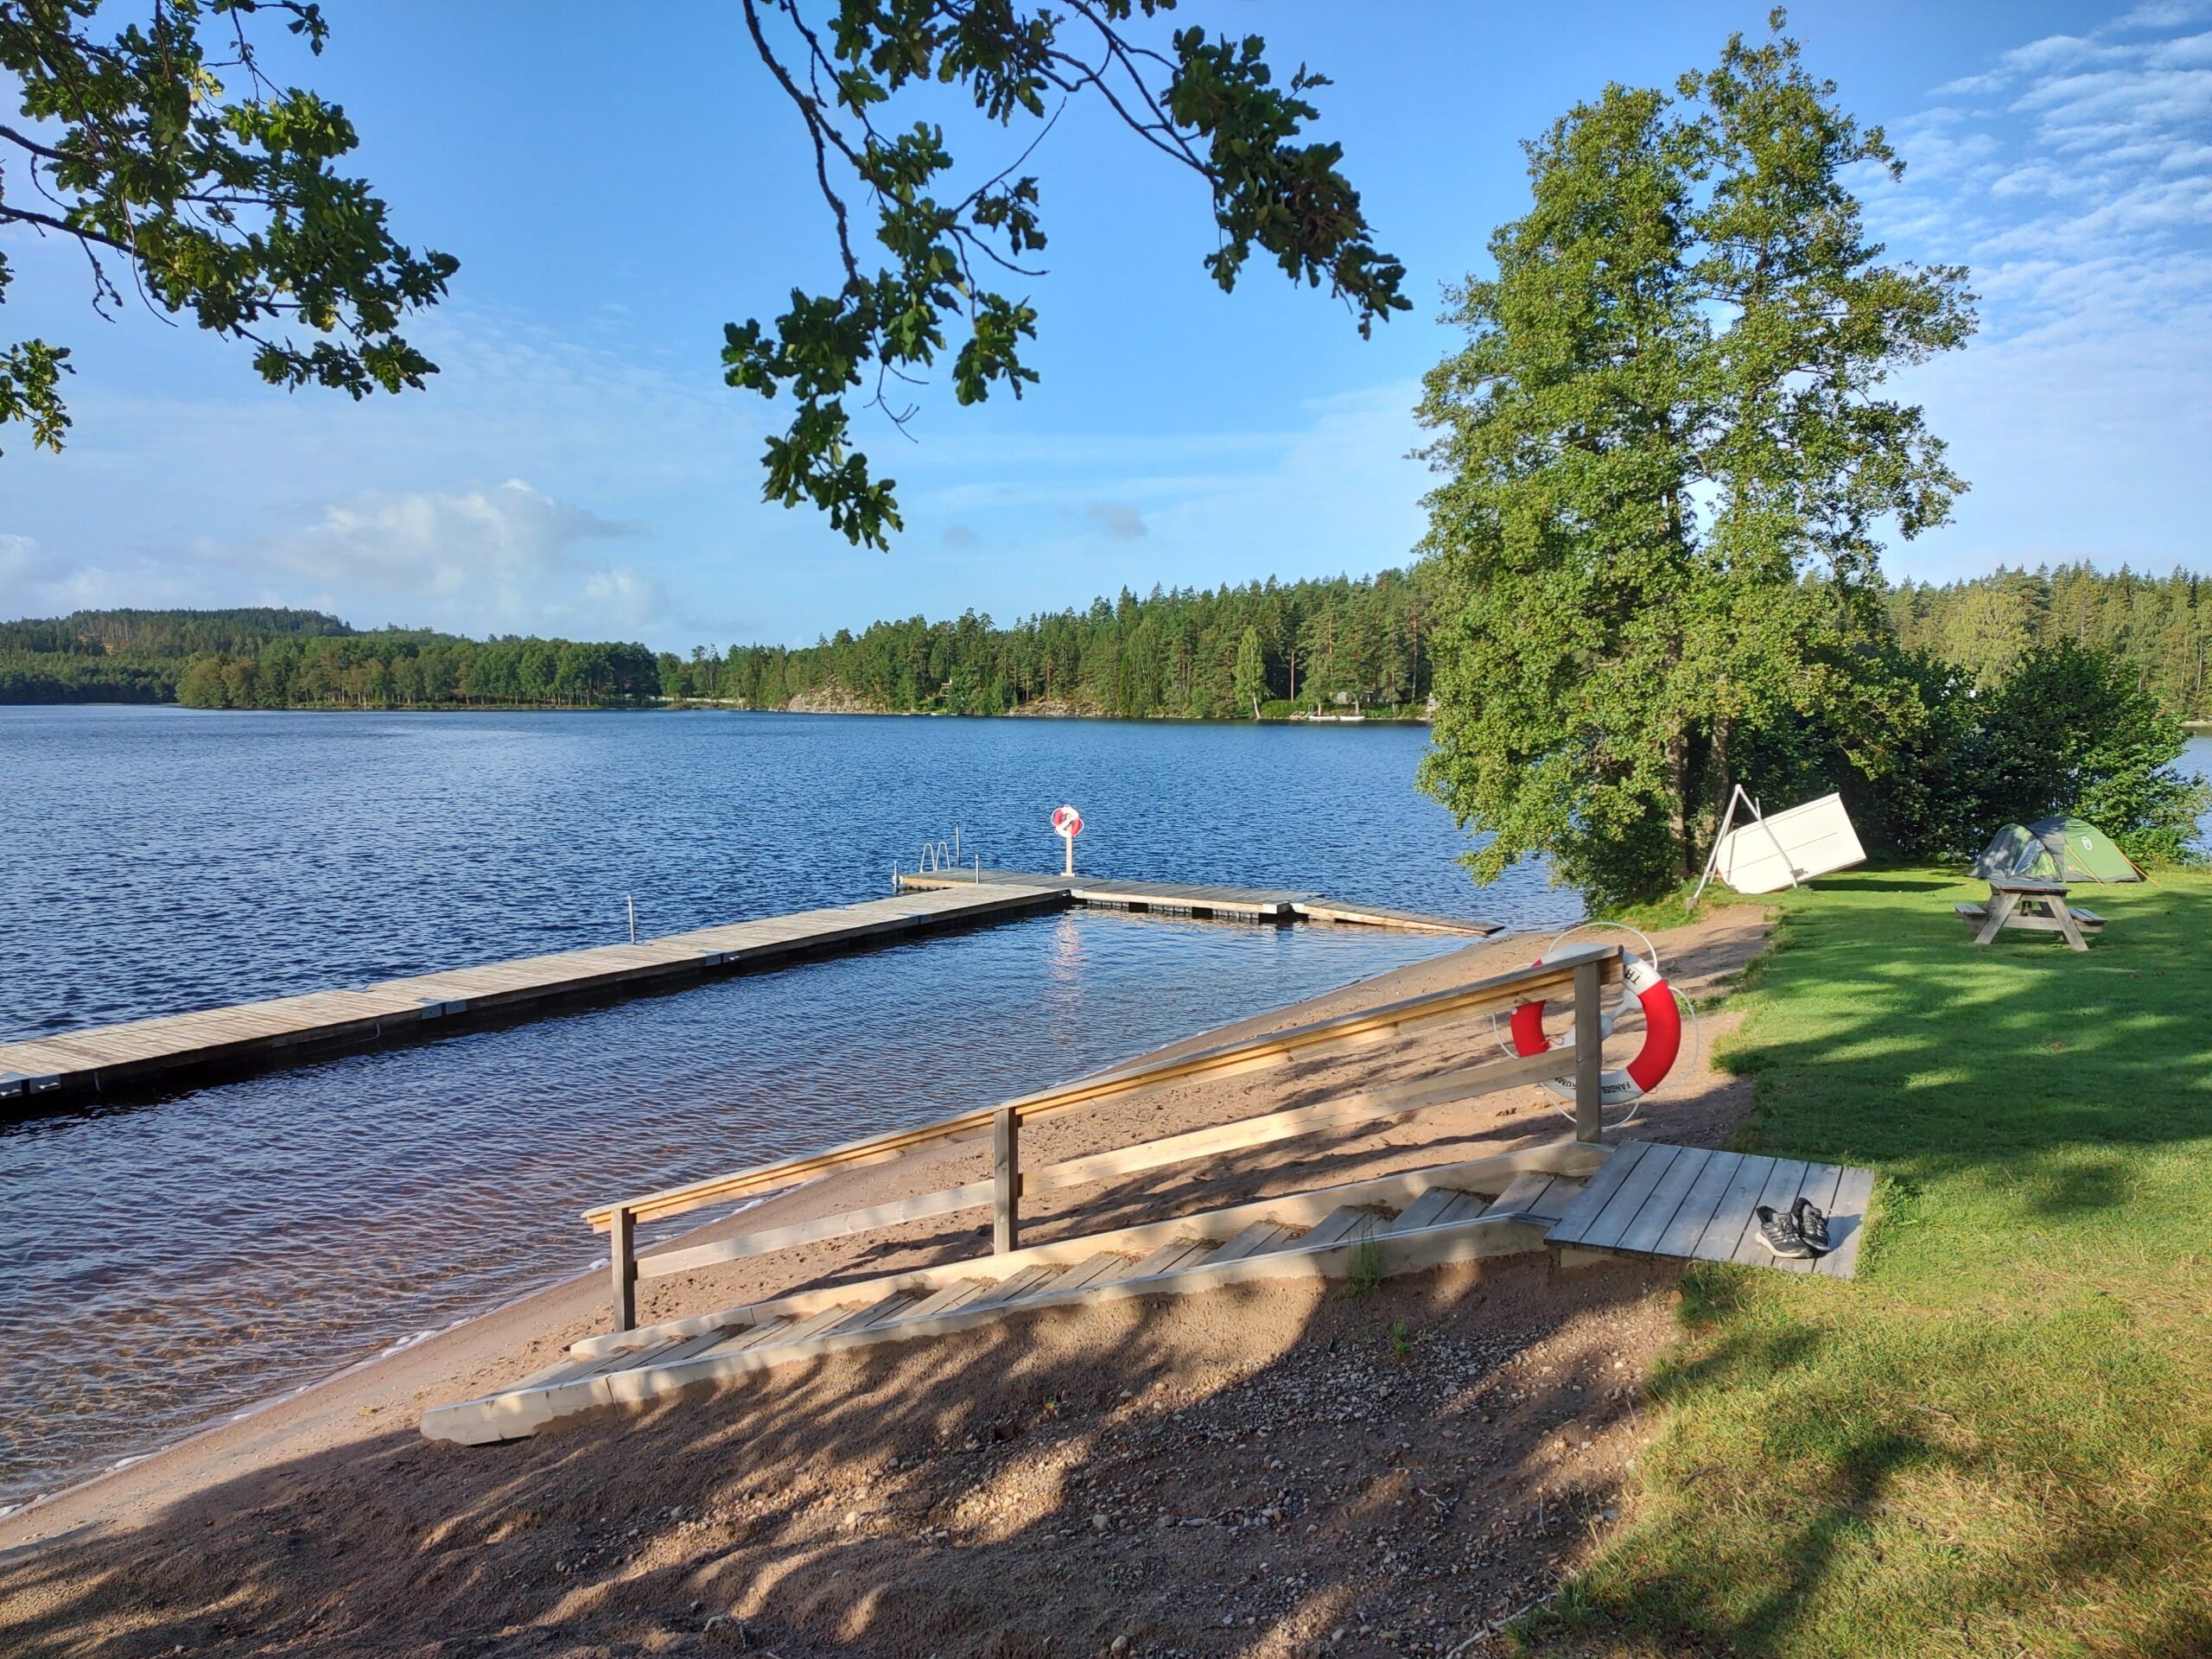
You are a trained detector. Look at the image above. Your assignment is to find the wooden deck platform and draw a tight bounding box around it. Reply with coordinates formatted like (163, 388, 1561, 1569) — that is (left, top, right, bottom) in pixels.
(896, 869, 1494, 934)
(1545, 1140, 1873, 1278)
(0, 882, 1063, 1106)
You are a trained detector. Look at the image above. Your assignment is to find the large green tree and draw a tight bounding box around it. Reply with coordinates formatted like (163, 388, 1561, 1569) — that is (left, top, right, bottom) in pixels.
(1415, 14, 1975, 903)
(727, 1, 1408, 549)
(1, 0, 456, 454)
(6, 3, 1400, 548)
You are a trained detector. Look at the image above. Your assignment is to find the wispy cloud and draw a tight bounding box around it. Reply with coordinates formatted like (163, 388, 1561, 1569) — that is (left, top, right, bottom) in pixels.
(1866, 6, 2212, 578)
(0, 480, 670, 635)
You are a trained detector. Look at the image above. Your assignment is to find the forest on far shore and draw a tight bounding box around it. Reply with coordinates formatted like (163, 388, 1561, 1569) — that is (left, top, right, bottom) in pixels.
(1, 561, 2208, 721)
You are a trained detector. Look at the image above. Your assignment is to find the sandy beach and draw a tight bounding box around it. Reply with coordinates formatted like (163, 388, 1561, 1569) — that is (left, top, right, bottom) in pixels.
(0, 908, 1768, 1657)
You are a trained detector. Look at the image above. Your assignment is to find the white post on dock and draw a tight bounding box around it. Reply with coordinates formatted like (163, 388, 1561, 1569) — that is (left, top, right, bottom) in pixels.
(1051, 804, 1083, 877)
(626, 894, 637, 944)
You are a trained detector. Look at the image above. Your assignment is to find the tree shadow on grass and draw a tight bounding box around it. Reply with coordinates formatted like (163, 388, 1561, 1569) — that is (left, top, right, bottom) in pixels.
(1535, 868, 2212, 1656)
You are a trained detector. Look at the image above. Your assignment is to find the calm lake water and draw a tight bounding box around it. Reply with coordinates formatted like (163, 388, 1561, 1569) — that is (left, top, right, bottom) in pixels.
(2188, 736, 2212, 848)
(6, 713, 2203, 1509)
(0, 707, 1576, 1508)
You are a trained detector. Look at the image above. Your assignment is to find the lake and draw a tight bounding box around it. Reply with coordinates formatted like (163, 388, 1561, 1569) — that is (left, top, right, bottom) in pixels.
(5, 711, 2204, 1510)
(0, 707, 1574, 1508)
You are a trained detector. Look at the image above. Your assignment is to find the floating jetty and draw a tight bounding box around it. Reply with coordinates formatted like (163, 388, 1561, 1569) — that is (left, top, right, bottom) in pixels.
(0, 869, 1493, 1107)
(896, 868, 1493, 934)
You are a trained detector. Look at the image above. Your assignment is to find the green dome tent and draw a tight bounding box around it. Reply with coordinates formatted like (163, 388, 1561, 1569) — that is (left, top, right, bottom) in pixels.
(1971, 817, 2144, 884)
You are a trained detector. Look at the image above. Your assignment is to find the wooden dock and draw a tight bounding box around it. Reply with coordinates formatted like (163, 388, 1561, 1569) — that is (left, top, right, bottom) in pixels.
(2, 868, 1497, 1108)
(896, 869, 1495, 934)
(0, 882, 1061, 1106)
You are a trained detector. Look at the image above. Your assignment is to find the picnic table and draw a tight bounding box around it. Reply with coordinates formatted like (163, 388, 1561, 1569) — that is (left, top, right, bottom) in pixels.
(1956, 875, 2105, 951)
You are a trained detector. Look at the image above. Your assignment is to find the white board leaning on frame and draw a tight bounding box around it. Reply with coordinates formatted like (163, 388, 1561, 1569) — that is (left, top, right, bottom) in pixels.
(1695, 789, 1868, 900)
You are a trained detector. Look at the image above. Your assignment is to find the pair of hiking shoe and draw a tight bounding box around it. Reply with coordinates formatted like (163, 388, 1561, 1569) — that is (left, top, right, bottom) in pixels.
(1755, 1194, 1830, 1259)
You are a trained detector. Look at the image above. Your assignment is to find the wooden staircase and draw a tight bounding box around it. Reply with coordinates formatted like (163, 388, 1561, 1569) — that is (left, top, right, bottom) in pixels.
(423, 1148, 1599, 1446)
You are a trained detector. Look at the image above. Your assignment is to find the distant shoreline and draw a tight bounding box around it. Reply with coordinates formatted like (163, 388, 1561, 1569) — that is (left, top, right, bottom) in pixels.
(3, 699, 1435, 726)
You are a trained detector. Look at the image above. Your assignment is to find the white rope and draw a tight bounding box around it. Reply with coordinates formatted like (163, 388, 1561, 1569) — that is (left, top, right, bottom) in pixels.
(1484, 920, 1700, 1135)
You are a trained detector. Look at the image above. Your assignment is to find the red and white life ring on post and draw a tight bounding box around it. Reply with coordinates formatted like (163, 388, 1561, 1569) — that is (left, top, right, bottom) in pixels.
(1509, 951, 1682, 1107)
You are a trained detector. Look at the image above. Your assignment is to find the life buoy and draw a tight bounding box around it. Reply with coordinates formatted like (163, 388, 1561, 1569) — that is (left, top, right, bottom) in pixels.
(1509, 952, 1682, 1106)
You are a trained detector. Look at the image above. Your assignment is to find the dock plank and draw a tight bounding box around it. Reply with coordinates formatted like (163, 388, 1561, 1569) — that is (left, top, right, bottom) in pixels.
(1688, 1154, 1779, 1263)
(1772, 1163, 1847, 1276)
(1815, 1164, 1877, 1280)
(1611, 1145, 1713, 1255)
(1650, 1149, 1745, 1260)
(1543, 1141, 1654, 1249)
(1729, 1160, 1814, 1268)
(1574, 1143, 1687, 1251)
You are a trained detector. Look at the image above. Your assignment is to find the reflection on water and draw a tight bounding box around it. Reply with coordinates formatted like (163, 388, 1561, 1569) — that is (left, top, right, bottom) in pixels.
(0, 709, 1581, 1506)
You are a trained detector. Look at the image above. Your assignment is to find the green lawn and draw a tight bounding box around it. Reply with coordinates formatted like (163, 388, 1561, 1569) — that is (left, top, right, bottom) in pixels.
(1541, 868, 2212, 1658)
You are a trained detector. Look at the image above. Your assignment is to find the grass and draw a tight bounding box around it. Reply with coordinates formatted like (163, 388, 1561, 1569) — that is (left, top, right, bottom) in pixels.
(1345, 1236, 1389, 1300)
(1533, 867, 2212, 1658)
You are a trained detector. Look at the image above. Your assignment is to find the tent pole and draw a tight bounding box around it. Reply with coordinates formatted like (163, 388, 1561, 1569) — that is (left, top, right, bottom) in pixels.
(1688, 784, 1751, 911)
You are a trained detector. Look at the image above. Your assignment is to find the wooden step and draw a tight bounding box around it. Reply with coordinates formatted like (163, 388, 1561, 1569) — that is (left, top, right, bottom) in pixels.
(1522, 1175, 1585, 1224)
(827, 1292, 921, 1336)
(1294, 1205, 1388, 1249)
(965, 1264, 1063, 1308)
(1124, 1236, 1218, 1278)
(898, 1278, 992, 1322)
(1028, 1251, 1131, 1297)
(1389, 1187, 1472, 1233)
(1210, 1220, 1296, 1261)
(734, 1304, 854, 1353)
(600, 1326, 738, 1374)
(696, 1316, 792, 1357)
(1485, 1171, 1558, 1216)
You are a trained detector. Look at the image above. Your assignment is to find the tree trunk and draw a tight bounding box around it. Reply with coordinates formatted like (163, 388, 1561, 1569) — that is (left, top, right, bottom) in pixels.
(1667, 726, 1691, 884)
(1709, 713, 1733, 869)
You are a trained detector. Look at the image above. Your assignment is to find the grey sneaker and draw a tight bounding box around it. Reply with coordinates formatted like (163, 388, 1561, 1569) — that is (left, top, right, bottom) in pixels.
(1790, 1195, 1831, 1254)
(1756, 1205, 1816, 1259)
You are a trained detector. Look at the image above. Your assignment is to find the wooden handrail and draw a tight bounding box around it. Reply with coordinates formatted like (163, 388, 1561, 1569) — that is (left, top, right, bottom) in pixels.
(585, 942, 1618, 1232)
(633, 1043, 1583, 1284)
(589, 941, 1623, 1332)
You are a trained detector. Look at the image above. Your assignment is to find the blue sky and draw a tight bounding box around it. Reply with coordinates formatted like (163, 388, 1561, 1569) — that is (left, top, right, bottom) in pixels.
(2, 1, 2207, 650)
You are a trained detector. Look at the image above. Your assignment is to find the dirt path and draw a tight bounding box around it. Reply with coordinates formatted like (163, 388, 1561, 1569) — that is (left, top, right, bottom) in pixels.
(0, 907, 1768, 1657)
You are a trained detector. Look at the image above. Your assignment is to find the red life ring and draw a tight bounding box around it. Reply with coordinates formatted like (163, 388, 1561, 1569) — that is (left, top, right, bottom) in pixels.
(1509, 952, 1682, 1106)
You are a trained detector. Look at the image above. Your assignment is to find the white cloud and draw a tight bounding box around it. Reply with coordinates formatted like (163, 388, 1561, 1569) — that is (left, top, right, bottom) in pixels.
(1866, 8, 2212, 580)
(0, 481, 671, 635)
(257, 479, 628, 594)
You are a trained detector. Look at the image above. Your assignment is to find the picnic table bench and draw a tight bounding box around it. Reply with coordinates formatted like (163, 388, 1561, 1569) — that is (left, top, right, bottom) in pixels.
(1955, 875, 2105, 951)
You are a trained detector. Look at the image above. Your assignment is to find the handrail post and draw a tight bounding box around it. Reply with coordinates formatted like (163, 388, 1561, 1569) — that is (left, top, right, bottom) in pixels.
(1573, 957, 1604, 1144)
(993, 1107, 1021, 1253)
(610, 1204, 637, 1332)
